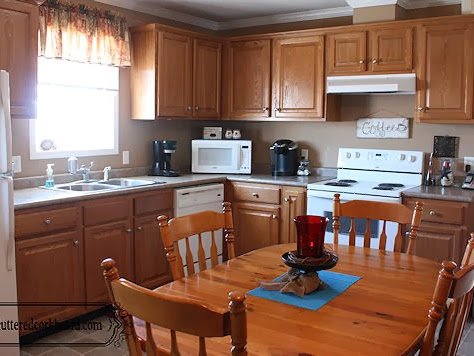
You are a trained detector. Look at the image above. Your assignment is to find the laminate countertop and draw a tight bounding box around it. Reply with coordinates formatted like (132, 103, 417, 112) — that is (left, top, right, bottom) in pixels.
(402, 185, 474, 203)
(14, 174, 335, 210)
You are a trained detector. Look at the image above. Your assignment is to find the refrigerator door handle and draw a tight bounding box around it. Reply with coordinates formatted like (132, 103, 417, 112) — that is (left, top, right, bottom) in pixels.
(1, 174, 14, 271)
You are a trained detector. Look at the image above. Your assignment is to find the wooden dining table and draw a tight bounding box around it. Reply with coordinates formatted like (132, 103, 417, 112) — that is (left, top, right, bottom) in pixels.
(138, 243, 442, 355)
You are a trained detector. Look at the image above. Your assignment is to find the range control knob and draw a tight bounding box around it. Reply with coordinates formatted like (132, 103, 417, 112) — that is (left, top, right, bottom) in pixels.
(410, 155, 417, 162)
(399, 154, 406, 161)
(346, 152, 352, 159)
(355, 152, 361, 158)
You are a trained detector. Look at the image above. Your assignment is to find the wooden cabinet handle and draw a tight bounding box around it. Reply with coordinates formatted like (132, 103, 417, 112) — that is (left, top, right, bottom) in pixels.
(137, 226, 142, 231)
(126, 228, 132, 233)
(73, 240, 80, 246)
(252, 193, 259, 198)
(359, 59, 365, 64)
(272, 214, 278, 220)
(44, 219, 52, 225)
(429, 210, 437, 217)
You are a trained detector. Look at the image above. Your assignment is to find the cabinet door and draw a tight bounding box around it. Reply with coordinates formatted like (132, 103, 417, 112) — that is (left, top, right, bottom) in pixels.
(16, 231, 84, 328)
(158, 30, 193, 117)
(281, 187, 306, 244)
(0, 0, 38, 118)
(134, 210, 172, 289)
(84, 219, 133, 304)
(193, 39, 221, 118)
(370, 27, 413, 72)
(273, 36, 325, 119)
(327, 32, 367, 74)
(224, 40, 271, 118)
(233, 202, 279, 256)
(417, 23, 473, 122)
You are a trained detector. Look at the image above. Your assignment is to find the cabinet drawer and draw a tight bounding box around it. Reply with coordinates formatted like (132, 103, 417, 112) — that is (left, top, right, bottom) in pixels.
(83, 197, 132, 226)
(404, 198, 465, 225)
(134, 190, 173, 216)
(15, 206, 78, 238)
(232, 183, 280, 204)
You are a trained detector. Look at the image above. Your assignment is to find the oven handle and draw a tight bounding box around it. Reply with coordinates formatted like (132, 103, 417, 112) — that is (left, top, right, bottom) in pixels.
(306, 190, 400, 203)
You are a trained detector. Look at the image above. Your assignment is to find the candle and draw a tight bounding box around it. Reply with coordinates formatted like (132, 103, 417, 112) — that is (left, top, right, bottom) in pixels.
(294, 215, 329, 258)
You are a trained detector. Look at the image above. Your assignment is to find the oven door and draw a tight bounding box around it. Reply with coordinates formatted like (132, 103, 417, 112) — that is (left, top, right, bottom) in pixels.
(307, 190, 401, 251)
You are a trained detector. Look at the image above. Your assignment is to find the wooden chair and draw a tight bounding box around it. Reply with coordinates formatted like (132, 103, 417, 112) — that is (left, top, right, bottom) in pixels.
(420, 234, 474, 356)
(333, 194, 423, 253)
(158, 202, 235, 280)
(102, 258, 247, 356)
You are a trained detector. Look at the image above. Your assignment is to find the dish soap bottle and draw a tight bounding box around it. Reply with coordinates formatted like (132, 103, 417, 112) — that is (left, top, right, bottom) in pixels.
(45, 164, 55, 188)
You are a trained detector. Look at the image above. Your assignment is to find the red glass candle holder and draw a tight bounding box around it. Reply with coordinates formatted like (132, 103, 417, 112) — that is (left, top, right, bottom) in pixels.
(294, 215, 329, 258)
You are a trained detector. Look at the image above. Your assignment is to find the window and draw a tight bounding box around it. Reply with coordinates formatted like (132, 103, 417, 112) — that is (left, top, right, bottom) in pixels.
(30, 57, 119, 159)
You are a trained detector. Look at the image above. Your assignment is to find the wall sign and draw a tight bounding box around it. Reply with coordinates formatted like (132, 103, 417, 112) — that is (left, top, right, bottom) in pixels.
(356, 118, 409, 139)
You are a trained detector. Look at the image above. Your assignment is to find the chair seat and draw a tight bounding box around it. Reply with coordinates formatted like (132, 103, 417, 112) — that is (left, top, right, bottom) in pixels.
(133, 316, 233, 355)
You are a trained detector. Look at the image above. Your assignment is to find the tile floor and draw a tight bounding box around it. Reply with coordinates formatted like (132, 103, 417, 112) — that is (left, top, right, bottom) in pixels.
(20, 314, 474, 356)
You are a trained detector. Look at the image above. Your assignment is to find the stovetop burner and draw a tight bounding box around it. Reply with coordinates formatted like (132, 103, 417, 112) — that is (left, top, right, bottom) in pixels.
(325, 182, 351, 187)
(373, 186, 394, 191)
(378, 183, 405, 188)
(338, 179, 357, 184)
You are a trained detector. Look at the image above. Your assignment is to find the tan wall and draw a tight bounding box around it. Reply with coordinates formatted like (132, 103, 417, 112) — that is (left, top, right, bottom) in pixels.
(353, 5, 399, 23)
(202, 95, 474, 169)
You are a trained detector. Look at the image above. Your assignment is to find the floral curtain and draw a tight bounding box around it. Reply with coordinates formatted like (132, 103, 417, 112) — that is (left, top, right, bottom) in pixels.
(39, 0, 131, 67)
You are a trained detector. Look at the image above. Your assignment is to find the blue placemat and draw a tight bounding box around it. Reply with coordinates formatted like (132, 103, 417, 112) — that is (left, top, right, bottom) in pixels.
(247, 270, 361, 311)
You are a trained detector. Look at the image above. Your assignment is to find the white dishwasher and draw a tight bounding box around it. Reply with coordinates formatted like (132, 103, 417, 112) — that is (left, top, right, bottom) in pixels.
(174, 183, 224, 274)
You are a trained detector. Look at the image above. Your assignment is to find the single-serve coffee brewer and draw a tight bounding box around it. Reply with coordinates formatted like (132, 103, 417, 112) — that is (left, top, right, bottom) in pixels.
(270, 139, 298, 176)
(151, 140, 179, 177)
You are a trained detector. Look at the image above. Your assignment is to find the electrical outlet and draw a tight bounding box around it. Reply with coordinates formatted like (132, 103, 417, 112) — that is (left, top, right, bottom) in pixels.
(301, 148, 309, 161)
(12, 156, 21, 173)
(464, 157, 474, 170)
(122, 151, 130, 165)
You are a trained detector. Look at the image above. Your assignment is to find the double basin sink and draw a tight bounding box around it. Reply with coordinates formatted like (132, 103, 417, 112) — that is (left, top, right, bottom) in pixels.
(52, 178, 166, 192)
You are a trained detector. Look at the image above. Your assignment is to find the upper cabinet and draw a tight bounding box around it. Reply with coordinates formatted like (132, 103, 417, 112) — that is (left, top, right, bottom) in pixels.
(327, 27, 413, 75)
(0, 0, 40, 119)
(222, 39, 271, 119)
(416, 22, 474, 123)
(130, 25, 222, 120)
(272, 35, 325, 120)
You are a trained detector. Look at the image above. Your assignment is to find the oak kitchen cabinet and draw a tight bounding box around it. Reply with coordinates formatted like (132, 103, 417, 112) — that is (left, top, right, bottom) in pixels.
(403, 197, 474, 266)
(416, 22, 474, 123)
(0, 0, 41, 118)
(15, 204, 84, 335)
(326, 26, 413, 75)
(227, 182, 306, 256)
(15, 189, 173, 333)
(130, 24, 221, 120)
(272, 35, 325, 120)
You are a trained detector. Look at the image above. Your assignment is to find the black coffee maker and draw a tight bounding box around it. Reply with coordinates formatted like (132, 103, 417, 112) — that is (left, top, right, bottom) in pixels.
(270, 139, 298, 176)
(151, 140, 180, 177)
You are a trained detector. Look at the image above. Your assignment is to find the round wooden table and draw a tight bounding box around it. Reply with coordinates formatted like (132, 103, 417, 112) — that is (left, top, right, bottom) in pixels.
(146, 243, 441, 355)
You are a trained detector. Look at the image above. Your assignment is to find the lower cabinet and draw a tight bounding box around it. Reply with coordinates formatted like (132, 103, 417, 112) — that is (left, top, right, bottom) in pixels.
(281, 187, 306, 244)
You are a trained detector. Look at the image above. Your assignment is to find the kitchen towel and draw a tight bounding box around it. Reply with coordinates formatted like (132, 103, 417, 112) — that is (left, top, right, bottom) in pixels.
(247, 270, 360, 311)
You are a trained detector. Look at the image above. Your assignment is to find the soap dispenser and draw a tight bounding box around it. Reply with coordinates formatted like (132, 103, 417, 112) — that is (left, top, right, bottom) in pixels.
(45, 164, 55, 188)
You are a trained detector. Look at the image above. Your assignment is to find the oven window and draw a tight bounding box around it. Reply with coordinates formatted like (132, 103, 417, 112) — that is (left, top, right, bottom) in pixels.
(325, 212, 379, 239)
(198, 148, 232, 166)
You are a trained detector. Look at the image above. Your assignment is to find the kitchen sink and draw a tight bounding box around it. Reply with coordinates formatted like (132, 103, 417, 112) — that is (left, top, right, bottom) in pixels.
(99, 178, 164, 187)
(55, 183, 118, 192)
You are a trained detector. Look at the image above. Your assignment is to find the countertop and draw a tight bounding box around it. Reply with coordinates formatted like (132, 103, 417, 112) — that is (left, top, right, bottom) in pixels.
(402, 185, 474, 203)
(14, 173, 335, 210)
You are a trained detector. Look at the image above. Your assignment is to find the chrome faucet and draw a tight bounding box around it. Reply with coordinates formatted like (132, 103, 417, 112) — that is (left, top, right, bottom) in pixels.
(103, 166, 111, 182)
(67, 157, 94, 182)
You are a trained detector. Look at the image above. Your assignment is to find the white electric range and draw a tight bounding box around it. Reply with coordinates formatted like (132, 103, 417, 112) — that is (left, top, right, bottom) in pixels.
(307, 148, 424, 250)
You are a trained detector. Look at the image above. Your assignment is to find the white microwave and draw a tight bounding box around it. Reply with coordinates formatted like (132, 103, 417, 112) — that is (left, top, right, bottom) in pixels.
(192, 140, 252, 174)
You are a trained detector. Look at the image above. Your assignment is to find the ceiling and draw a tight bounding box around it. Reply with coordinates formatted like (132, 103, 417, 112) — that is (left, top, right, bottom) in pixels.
(95, 0, 462, 30)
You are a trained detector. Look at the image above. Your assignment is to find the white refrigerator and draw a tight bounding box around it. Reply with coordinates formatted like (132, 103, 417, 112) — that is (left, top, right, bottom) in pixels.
(0, 70, 20, 355)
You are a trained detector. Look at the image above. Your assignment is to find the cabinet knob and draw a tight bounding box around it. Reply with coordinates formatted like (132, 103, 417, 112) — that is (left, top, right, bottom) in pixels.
(359, 59, 365, 64)
(275, 108, 281, 112)
(126, 228, 132, 233)
(73, 240, 80, 246)
(372, 58, 378, 64)
(186, 106, 192, 111)
(137, 226, 142, 231)
(417, 106, 424, 111)
(272, 214, 278, 220)
(195, 105, 199, 111)
(284, 197, 290, 202)
(252, 193, 259, 198)
(429, 210, 437, 217)
(44, 219, 52, 225)
(263, 107, 269, 112)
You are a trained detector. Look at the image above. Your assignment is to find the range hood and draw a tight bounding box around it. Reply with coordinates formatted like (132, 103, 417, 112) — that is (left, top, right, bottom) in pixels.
(327, 73, 416, 94)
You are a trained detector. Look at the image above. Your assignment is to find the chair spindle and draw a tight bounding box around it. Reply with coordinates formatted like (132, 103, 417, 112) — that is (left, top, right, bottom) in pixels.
(364, 219, 371, 248)
(349, 218, 356, 246)
(210, 230, 218, 266)
(379, 220, 387, 251)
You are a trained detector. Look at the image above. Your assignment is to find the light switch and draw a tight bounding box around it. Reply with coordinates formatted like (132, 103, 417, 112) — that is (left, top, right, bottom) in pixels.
(301, 148, 309, 161)
(12, 156, 21, 173)
(122, 151, 129, 165)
